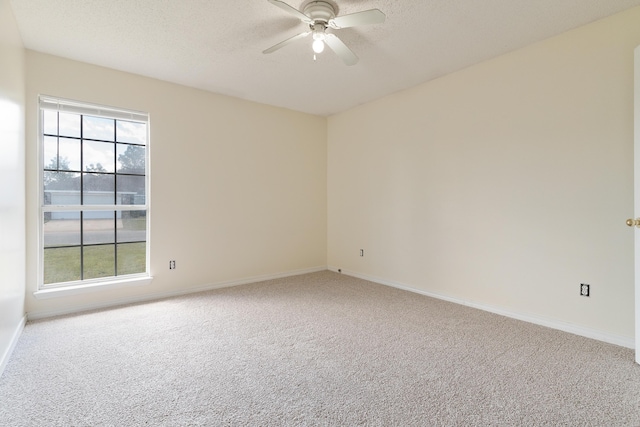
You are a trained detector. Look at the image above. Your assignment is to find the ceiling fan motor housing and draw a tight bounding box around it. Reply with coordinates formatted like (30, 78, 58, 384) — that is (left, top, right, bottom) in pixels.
(303, 1, 336, 23)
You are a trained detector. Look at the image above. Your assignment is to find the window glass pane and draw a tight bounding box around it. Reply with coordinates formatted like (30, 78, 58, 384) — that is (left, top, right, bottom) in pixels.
(117, 242, 146, 275)
(59, 138, 81, 171)
(83, 245, 115, 280)
(59, 112, 80, 138)
(117, 176, 145, 205)
(116, 144, 145, 174)
(118, 211, 146, 243)
(83, 211, 115, 245)
(44, 211, 80, 247)
(83, 173, 115, 204)
(83, 115, 114, 141)
(43, 110, 58, 135)
(44, 172, 81, 204)
(44, 137, 81, 171)
(116, 120, 146, 145)
(43, 136, 58, 169)
(84, 140, 115, 172)
(44, 246, 81, 284)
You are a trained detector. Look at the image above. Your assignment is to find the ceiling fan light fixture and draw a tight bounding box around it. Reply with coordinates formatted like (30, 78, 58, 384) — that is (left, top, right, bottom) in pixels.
(312, 38, 325, 53)
(312, 24, 326, 53)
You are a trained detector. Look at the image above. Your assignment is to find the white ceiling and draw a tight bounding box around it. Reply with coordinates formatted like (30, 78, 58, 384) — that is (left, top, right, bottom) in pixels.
(9, 0, 640, 116)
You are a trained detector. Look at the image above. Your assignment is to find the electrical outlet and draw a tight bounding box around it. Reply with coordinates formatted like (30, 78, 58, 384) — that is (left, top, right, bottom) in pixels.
(580, 283, 590, 297)
(169, 260, 176, 270)
(360, 249, 364, 257)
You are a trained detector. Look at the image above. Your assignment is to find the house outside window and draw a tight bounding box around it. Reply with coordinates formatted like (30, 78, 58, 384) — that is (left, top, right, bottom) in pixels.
(39, 96, 150, 290)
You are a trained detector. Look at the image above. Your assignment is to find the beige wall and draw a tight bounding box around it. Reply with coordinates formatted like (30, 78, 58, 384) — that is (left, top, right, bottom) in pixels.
(328, 7, 640, 342)
(25, 52, 327, 316)
(0, 0, 26, 368)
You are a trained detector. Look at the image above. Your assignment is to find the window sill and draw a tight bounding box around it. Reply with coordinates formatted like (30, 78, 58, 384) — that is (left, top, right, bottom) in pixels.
(33, 276, 153, 299)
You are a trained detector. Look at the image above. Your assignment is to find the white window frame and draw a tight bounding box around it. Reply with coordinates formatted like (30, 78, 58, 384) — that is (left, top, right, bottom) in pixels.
(35, 95, 152, 298)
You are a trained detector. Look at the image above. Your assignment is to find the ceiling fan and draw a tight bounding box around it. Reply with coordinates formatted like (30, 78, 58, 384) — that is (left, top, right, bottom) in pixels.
(263, 0, 386, 66)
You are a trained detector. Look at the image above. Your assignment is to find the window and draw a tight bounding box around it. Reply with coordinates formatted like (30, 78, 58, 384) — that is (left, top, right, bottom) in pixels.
(39, 96, 150, 290)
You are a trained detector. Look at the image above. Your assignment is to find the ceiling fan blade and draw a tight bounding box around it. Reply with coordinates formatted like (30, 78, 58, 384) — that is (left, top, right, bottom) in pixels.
(267, 0, 313, 24)
(262, 31, 310, 54)
(324, 33, 358, 66)
(328, 9, 386, 29)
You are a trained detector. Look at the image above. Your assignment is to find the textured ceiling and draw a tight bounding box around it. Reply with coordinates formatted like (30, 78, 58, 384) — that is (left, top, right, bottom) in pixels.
(9, 0, 640, 116)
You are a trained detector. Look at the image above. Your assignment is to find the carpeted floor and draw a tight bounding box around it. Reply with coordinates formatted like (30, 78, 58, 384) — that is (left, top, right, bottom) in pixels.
(1, 270, 639, 426)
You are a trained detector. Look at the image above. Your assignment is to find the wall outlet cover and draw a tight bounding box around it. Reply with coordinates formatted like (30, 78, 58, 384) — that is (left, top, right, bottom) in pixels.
(580, 283, 590, 297)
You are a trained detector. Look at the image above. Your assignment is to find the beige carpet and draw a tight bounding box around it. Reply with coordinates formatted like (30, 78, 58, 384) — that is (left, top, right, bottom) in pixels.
(1, 271, 639, 426)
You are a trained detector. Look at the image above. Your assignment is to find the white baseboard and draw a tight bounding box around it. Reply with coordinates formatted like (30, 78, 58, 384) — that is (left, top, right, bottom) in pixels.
(0, 315, 26, 379)
(27, 266, 327, 321)
(330, 267, 635, 350)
